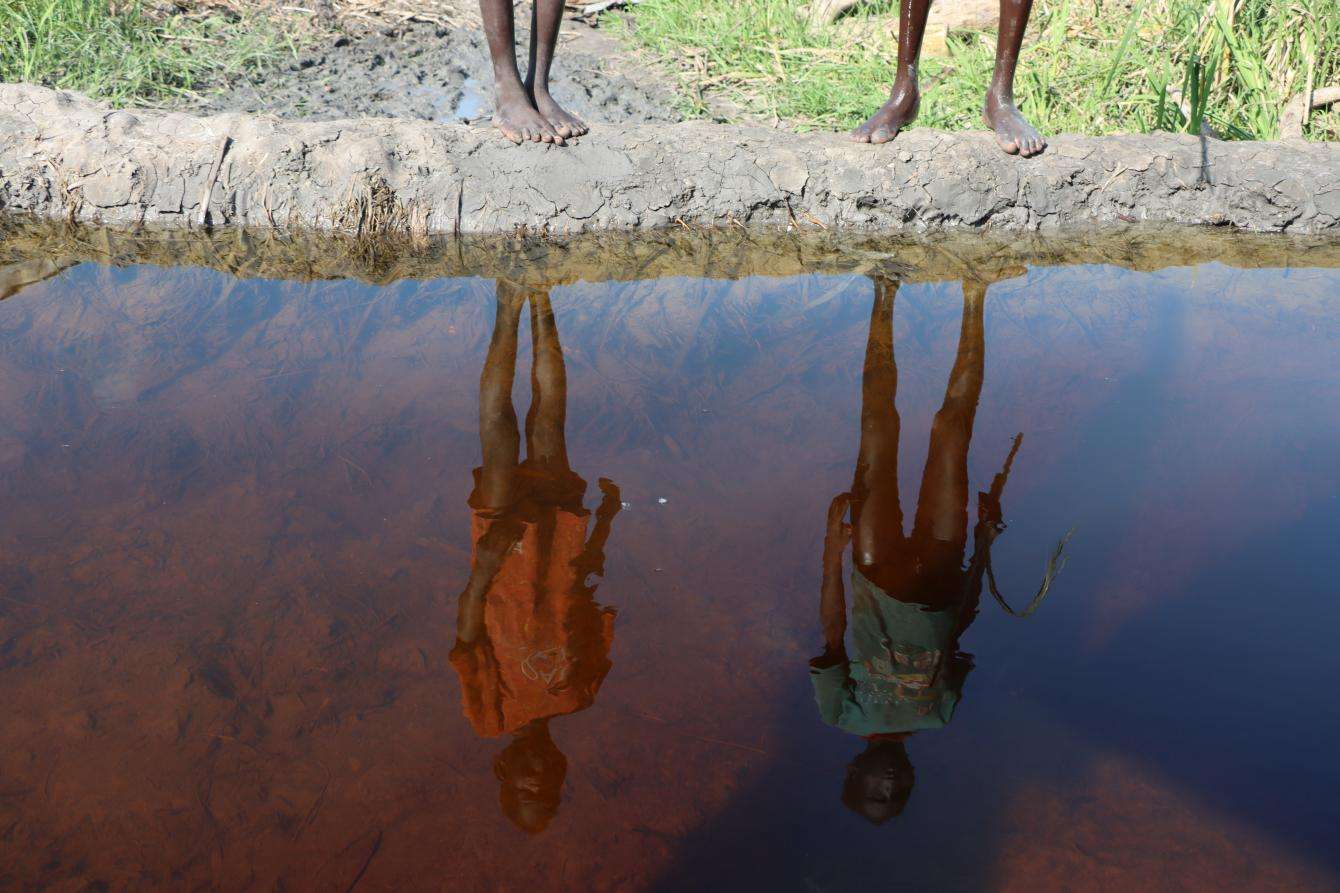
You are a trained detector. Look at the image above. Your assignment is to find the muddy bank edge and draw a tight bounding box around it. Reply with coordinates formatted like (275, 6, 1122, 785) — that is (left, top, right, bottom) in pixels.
(2, 84, 1337, 235)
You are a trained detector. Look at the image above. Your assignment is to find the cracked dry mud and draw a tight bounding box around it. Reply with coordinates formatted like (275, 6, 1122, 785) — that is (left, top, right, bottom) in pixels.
(1, 83, 1337, 236)
(181, 19, 680, 129)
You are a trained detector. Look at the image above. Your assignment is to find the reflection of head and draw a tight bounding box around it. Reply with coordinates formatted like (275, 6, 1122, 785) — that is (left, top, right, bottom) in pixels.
(493, 721, 567, 834)
(842, 738, 915, 825)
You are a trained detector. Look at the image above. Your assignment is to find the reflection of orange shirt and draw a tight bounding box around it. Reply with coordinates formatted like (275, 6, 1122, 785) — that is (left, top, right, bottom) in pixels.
(450, 504, 616, 738)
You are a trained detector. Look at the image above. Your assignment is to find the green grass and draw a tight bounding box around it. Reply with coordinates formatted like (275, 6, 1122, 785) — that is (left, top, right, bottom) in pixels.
(0, 0, 292, 105)
(615, 0, 1340, 140)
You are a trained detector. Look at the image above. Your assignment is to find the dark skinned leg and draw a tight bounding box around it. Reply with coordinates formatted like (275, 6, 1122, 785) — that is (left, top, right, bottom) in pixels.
(477, 281, 526, 510)
(479, 0, 561, 144)
(984, 0, 1046, 156)
(911, 280, 986, 549)
(457, 282, 528, 641)
(525, 0, 587, 139)
(525, 287, 572, 474)
(851, 275, 905, 569)
(852, 0, 930, 144)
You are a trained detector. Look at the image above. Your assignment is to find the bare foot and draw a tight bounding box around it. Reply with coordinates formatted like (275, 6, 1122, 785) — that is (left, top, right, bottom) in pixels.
(984, 94, 1045, 157)
(531, 88, 588, 140)
(851, 82, 919, 144)
(492, 90, 563, 145)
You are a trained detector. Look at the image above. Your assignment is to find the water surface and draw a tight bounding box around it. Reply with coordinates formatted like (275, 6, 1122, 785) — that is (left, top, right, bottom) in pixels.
(0, 227, 1337, 890)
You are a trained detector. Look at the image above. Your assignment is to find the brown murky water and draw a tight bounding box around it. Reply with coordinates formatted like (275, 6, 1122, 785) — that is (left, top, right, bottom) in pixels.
(1, 226, 1338, 890)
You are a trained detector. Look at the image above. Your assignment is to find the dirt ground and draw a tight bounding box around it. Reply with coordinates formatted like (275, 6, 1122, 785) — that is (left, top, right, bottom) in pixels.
(183, 3, 682, 127)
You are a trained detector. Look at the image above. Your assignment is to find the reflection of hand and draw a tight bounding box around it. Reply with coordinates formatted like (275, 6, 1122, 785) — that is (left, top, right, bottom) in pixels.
(596, 477, 622, 518)
(826, 493, 852, 547)
(976, 490, 1005, 530)
(476, 516, 525, 570)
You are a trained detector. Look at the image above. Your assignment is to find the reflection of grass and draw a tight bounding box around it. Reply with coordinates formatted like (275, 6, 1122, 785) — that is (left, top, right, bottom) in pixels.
(0, 0, 292, 105)
(615, 0, 1340, 139)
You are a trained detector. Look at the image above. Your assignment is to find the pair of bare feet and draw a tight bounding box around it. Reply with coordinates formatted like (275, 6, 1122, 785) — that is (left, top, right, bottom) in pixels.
(850, 82, 1047, 157)
(493, 85, 587, 145)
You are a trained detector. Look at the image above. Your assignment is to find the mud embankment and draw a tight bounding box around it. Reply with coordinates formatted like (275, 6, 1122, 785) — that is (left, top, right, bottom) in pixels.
(2, 84, 1337, 235)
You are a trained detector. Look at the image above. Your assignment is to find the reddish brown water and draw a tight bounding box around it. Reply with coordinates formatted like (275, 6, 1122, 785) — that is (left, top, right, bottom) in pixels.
(0, 230, 1337, 890)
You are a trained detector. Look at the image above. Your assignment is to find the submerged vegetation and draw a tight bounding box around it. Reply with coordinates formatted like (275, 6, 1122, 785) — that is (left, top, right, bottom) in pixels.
(0, 0, 290, 104)
(616, 0, 1340, 139)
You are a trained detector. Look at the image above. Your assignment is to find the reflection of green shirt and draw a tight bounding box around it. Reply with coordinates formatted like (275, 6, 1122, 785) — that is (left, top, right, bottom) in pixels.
(811, 569, 972, 736)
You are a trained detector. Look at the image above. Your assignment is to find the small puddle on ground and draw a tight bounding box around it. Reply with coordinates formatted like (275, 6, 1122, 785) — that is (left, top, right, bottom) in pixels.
(0, 226, 1337, 890)
(402, 74, 488, 124)
(453, 76, 488, 122)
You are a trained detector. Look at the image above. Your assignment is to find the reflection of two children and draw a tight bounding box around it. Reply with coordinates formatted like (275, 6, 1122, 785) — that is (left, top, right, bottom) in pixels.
(812, 274, 1061, 825)
(450, 279, 621, 833)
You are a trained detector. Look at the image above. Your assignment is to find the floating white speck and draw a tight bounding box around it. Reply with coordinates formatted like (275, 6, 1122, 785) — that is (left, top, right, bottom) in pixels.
(620, 501, 631, 509)
(657, 497, 668, 504)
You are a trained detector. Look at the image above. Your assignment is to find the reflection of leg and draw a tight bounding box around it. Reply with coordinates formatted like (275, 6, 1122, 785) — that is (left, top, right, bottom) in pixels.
(477, 281, 525, 509)
(913, 280, 987, 546)
(853, 276, 904, 567)
(525, 287, 571, 472)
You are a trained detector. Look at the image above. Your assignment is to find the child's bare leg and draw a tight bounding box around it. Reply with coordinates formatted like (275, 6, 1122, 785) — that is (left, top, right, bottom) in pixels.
(525, 287, 572, 473)
(852, 0, 930, 144)
(479, 0, 561, 144)
(983, 0, 1045, 156)
(477, 281, 526, 509)
(525, 0, 587, 138)
(852, 275, 905, 567)
(911, 280, 986, 546)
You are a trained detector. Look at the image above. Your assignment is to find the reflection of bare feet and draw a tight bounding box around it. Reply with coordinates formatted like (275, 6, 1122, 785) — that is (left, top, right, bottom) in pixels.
(493, 89, 563, 145)
(984, 93, 1045, 157)
(532, 88, 588, 140)
(851, 81, 919, 144)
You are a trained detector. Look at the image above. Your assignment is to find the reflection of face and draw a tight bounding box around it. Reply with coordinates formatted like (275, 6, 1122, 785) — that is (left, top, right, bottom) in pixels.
(842, 740, 914, 825)
(494, 729, 568, 834)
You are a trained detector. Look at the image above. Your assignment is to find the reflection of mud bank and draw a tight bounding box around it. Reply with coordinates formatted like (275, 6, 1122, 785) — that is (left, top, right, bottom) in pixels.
(4, 221, 1337, 290)
(3, 83, 1337, 235)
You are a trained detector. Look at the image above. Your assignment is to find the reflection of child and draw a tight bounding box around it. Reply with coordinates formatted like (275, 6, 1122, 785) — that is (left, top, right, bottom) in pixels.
(450, 470, 617, 740)
(450, 281, 621, 834)
(812, 276, 1013, 825)
(810, 559, 974, 738)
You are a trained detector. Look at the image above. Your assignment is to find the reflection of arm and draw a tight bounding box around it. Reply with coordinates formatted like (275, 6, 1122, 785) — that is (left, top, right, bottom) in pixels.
(574, 478, 621, 580)
(810, 495, 854, 727)
(456, 516, 523, 643)
(817, 493, 851, 662)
